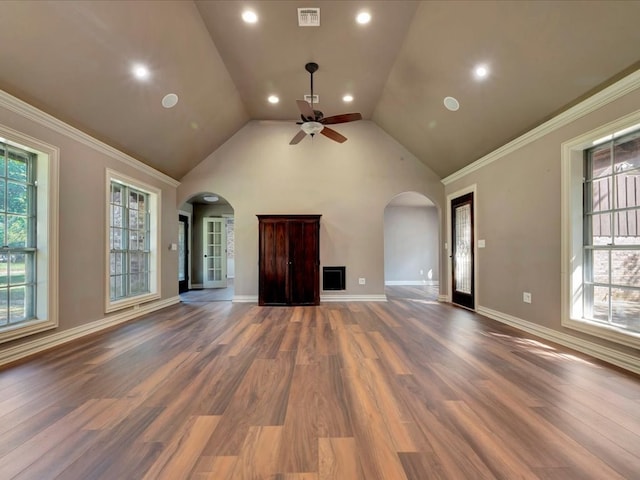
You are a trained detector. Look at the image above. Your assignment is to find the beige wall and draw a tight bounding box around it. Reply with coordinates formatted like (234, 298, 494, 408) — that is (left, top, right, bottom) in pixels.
(0, 99, 179, 350)
(444, 85, 640, 357)
(384, 205, 439, 283)
(178, 120, 445, 298)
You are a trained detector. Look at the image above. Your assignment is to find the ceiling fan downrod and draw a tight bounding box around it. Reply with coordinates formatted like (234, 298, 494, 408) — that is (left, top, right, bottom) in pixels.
(305, 62, 318, 112)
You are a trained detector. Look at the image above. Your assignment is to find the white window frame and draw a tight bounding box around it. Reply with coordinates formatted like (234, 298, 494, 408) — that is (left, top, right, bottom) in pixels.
(105, 169, 161, 312)
(0, 125, 59, 344)
(562, 109, 640, 349)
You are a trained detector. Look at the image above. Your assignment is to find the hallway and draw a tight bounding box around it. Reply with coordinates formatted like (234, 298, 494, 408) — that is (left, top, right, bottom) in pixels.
(180, 279, 235, 303)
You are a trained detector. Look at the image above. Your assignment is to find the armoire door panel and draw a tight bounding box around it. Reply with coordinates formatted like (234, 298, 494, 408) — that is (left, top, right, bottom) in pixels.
(289, 221, 319, 305)
(260, 220, 289, 305)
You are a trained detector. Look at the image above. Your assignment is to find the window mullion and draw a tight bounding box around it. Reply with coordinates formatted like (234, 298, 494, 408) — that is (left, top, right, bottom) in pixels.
(124, 185, 130, 298)
(608, 141, 615, 324)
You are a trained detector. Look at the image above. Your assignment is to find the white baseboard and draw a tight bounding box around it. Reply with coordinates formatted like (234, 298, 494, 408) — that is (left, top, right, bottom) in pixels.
(477, 306, 640, 375)
(385, 280, 439, 286)
(0, 296, 180, 368)
(321, 294, 387, 302)
(232, 294, 389, 303)
(438, 295, 449, 302)
(190, 283, 203, 289)
(233, 295, 259, 303)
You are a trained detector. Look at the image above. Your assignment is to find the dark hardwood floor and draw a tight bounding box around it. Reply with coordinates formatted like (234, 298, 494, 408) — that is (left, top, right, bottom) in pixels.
(1, 291, 639, 479)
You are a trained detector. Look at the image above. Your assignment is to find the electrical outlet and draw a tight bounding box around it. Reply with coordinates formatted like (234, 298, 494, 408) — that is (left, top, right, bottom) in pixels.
(523, 292, 532, 304)
(358, 277, 366, 285)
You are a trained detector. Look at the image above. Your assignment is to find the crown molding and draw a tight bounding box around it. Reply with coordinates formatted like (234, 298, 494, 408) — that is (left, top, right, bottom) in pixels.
(442, 69, 640, 185)
(0, 89, 180, 187)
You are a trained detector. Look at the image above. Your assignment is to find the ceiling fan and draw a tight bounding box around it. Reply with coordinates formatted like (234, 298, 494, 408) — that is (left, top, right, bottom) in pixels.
(290, 62, 362, 145)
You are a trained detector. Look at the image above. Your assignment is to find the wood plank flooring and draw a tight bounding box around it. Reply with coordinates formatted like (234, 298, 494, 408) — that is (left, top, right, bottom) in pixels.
(1, 289, 639, 479)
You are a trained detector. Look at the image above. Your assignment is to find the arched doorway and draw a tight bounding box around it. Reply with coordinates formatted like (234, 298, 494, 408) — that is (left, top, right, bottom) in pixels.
(383, 192, 439, 301)
(178, 192, 235, 302)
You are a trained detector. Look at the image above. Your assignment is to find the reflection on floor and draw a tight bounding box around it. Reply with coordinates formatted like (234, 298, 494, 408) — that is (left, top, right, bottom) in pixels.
(180, 279, 234, 303)
(385, 283, 439, 302)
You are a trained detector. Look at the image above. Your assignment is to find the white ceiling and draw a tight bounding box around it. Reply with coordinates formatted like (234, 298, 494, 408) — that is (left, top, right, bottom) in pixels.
(0, 1, 639, 180)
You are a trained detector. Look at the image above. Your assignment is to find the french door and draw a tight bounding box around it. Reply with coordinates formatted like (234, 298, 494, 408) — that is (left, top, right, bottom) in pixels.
(203, 218, 227, 288)
(451, 192, 474, 309)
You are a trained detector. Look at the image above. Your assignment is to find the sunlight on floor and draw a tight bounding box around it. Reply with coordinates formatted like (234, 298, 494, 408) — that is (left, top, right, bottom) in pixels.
(486, 331, 596, 366)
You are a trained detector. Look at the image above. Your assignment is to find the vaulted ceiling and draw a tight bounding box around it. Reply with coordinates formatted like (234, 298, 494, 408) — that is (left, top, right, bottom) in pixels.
(1, 1, 639, 180)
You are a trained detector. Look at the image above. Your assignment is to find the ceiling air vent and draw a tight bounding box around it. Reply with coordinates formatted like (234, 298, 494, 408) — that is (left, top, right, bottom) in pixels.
(304, 94, 319, 104)
(298, 8, 320, 27)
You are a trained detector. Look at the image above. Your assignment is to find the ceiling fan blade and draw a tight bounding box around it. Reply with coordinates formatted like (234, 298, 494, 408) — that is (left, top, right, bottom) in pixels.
(320, 127, 347, 143)
(296, 100, 315, 120)
(289, 129, 307, 145)
(321, 112, 362, 125)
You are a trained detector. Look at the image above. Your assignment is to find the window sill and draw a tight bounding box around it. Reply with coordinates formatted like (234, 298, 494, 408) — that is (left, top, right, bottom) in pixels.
(0, 318, 58, 345)
(563, 316, 640, 350)
(105, 292, 160, 313)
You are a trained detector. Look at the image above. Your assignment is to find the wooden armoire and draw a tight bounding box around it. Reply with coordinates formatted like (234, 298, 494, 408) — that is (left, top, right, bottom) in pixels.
(257, 214, 321, 306)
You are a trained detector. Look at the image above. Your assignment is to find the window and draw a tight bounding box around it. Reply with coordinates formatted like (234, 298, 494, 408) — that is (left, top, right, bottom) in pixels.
(562, 112, 640, 348)
(0, 143, 36, 327)
(583, 132, 640, 333)
(106, 170, 160, 312)
(0, 126, 58, 344)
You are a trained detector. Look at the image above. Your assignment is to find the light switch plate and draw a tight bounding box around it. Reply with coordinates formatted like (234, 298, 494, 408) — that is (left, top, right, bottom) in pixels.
(478, 239, 486, 248)
(358, 277, 366, 285)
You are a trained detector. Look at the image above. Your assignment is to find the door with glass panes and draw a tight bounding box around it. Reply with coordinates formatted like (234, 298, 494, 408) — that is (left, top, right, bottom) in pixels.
(451, 192, 475, 309)
(202, 218, 227, 288)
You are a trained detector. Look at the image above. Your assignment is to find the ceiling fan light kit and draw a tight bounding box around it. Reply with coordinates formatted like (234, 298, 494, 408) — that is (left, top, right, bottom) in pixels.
(301, 122, 323, 136)
(290, 62, 362, 145)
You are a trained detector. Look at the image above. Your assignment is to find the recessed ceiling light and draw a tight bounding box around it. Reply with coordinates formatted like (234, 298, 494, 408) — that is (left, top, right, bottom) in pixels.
(162, 93, 178, 108)
(242, 10, 258, 23)
(342, 94, 354, 102)
(132, 63, 150, 81)
(474, 64, 489, 80)
(203, 195, 219, 203)
(444, 96, 460, 111)
(267, 95, 279, 104)
(356, 11, 371, 24)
